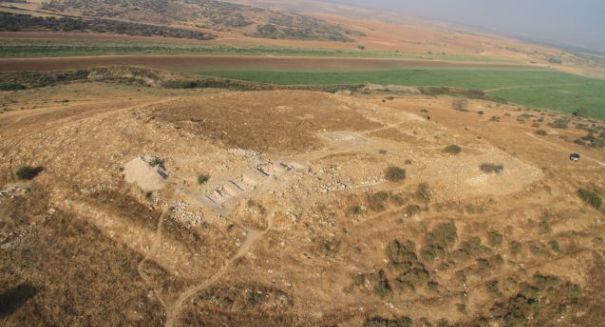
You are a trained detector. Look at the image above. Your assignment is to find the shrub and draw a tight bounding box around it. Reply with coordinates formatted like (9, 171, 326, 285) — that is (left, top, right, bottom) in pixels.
(367, 192, 390, 212)
(421, 221, 458, 262)
(574, 132, 605, 148)
(487, 280, 503, 298)
(385, 166, 406, 182)
(0, 82, 26, 91)
(488, 231, 504, 247)
(416, 183, 431, 202)
(364, 316, 412, 327)
(572, 108, 588, 118)
(15, 166, 43, 180)
(197, 174, 210, 184)
(548, 240, 561, 253)
(321, 238, 340, 256)
(148, 157, 164, 167)
(452, 99, 468, 111)
(373, 269, 392, 298)
(480, 163, 504, 174)
(535, 129, 547, 136)
(404, 204, 421, 217)
(578, 188, 602, 209)
(548, 118, 569, 129)
(427, 280, 439, 290)
(444, 144, 462, 155)
(348, 205, 363, 216)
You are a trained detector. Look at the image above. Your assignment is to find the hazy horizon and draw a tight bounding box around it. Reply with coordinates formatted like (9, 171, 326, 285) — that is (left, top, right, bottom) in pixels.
(328, 0, 605, 53)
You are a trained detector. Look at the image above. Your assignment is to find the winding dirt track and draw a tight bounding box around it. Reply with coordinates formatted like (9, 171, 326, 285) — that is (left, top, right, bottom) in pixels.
(0, 55, 534, 72)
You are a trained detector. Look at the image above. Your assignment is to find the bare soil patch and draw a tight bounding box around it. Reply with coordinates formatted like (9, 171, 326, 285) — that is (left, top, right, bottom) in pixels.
(152, 90, 382, 153)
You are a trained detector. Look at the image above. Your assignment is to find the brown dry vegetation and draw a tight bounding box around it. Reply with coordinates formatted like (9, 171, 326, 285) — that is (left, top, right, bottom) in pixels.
(1, 80, 605, 326)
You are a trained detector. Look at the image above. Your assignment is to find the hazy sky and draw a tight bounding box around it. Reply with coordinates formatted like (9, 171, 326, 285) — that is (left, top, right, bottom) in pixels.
(331, 0, 605, 52)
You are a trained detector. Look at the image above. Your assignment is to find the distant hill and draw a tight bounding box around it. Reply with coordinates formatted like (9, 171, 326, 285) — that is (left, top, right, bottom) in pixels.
(32, 0, 360, 42)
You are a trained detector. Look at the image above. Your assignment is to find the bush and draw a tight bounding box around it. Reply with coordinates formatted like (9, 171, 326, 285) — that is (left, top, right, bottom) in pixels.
(488, 231, 504, 247)
(404, 205, 421, 217)
(444, 144, 462, 155)
(197, 174, 210, 184)
(416, 183, 431, 202)
(535, 129, 548, 136)
(385, 166, 406, 182)
(548, 240, 561, 253)
(572, 108, 588, 118)
(373, 269, 392, 298)
(421, 221, 458, 262)
(480, 163, 504, 174)
(452, 99, 468, 111)
(0, 82, 26, 91)
(574, 132, 605, 148)
(15, 166, 43, 180)
(548, 118, 569, 129)
(578, 188, 603, 209)
(364, 316, 412, 327)
(510, 241, 522, 256)
(348, 205, 363, 216)
(367, 192, 390, 212)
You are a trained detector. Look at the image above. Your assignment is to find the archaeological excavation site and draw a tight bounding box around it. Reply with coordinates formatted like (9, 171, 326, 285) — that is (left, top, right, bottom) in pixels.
(1, 80, 605, 326)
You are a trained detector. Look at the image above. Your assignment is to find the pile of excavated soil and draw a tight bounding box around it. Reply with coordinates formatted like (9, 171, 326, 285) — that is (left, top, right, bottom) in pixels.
(123, 157, 167, 192)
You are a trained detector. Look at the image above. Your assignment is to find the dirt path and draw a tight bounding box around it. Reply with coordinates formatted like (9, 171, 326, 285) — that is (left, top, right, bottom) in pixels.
(136, 188, 176, 316)
(164, 202, 275, 327)
(525, 132, 605, 168)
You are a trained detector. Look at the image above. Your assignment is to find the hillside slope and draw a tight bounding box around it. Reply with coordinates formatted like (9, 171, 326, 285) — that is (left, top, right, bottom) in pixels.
(4, 0, 360, 42)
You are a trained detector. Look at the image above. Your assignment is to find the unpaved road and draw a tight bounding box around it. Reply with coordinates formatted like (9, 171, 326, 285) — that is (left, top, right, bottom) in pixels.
(525, 132, 605, 168)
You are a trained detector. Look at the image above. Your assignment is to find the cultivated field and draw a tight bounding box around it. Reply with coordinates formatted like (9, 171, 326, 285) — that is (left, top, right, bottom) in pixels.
(1, 58, 604, 119)
(202, 68, 605, 119)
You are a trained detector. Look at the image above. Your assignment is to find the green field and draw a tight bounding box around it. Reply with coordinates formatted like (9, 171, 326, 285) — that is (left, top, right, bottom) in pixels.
(202, 68, 605, 119)
(0, 39, 502, 62)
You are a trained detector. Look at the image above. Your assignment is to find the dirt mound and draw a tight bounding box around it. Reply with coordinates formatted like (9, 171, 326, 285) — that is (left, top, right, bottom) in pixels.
(152, 90, 382, 153)
(1, 85, 605, 326)
(123, 156, 168, 192)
